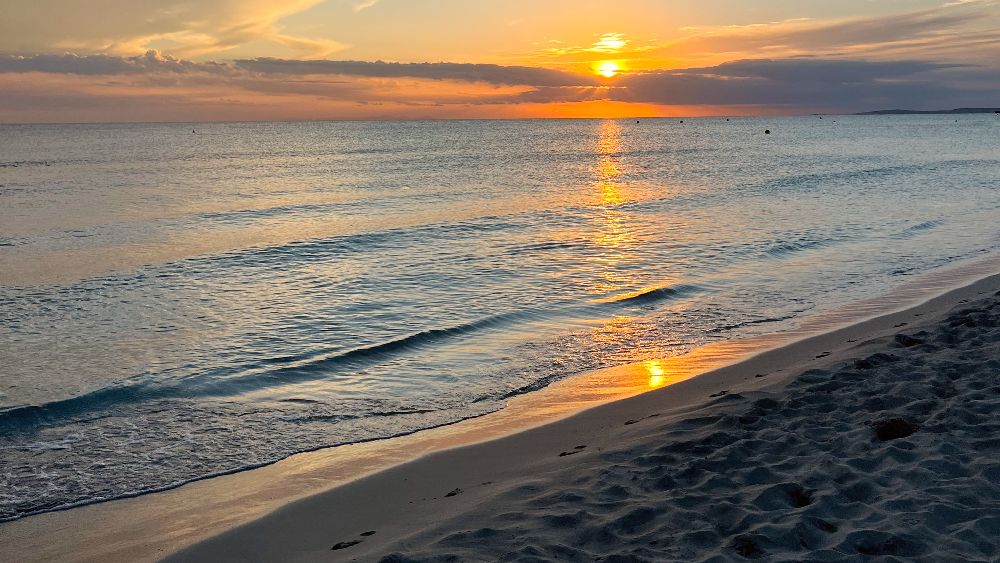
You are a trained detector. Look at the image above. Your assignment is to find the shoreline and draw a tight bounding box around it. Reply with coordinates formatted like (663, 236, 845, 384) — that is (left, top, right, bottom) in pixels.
(1, 256, 998, 561)
(175, 267, 1000, 561)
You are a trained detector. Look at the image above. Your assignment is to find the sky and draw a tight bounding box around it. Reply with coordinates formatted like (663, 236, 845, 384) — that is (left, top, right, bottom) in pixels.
(0, 0, 998, 122)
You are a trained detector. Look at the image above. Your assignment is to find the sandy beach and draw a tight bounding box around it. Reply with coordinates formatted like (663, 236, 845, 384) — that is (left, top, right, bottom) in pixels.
(162, 271, 1000, 562)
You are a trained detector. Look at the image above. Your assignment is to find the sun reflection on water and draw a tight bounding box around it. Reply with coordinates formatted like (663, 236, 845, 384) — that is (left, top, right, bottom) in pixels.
(595, 120, 625, 206)
(588, 120, 640, 296)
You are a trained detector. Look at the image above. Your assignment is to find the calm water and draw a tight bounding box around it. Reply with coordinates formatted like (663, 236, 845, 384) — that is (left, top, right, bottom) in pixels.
(1, 116, 998, 520)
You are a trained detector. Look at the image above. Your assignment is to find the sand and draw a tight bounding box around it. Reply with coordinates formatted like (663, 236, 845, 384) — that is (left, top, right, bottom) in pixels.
(170, 272, 1000, 562)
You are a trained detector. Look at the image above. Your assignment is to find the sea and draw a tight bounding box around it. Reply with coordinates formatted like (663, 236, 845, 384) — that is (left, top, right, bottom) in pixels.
(1, 115, 998, 521)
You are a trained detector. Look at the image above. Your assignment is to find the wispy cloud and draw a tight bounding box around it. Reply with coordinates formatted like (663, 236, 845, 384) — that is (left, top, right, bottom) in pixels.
(590, 33, 628, 53)
(660, 1, 1000, 64)
(533, 32, 657, 60)
(0, 1, 339, 59)
(353, 0, 380, 13)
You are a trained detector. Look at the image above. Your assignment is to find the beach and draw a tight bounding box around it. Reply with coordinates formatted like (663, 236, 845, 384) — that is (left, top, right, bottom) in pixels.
(2, 117, 999, 562)
(160, 270, 1000, 561)
(1, 261, 997, 561)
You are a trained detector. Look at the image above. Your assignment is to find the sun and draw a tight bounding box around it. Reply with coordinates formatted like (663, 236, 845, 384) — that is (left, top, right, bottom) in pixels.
(596, 61, 620, 78)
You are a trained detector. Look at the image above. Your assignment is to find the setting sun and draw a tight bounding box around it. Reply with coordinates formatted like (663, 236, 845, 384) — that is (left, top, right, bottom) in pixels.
(596, 61, 620, 78)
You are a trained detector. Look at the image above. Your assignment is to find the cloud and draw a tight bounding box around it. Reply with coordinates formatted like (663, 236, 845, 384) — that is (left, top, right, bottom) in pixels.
(610, 58, 997, 110)
(531, 32, 657, 62)
(487, 57, 997, 113)
(353, 0, 380, 13)
(0, 52, 996, 121)
(232, 58, 597, 86)
(269, 35, 350, 59)
(664, 1, 1000, 64)
(590, 33, 629, 53)
(0, 1, 338, 58)
(0, 51, 222, 75)
(680, 58, 960, 83)
(0, 52, 596, 87)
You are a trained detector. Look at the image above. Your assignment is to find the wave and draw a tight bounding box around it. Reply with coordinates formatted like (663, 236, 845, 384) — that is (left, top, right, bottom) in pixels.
(602, 284, 702, 306)
(0, 310, 543, 431)
(0, 279, 703, 433)
(764, 239, 829, 257)
(759, 219, 943, 261)
(706, 312, 803, 334)
(0, 405, 499, 523)
(225, 309, 544, 386)
(180, 209, 558, 275)
(893, 220, 943, 239)
(506, 239, 587, 254)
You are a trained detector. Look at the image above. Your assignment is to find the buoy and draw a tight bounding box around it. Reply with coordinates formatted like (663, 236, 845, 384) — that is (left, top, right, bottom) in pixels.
(636, 120, 639, 124)
(764, 129, 771, 134)
(680, 120, 684, 123)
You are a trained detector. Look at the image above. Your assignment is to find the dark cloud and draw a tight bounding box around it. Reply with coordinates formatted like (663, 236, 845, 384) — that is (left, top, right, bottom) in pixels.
(497, 58, 998, 112)
(233, 58, 597, 87)
(0, 52, 594, 87)
(0, 51, 223, 75)
(1, 52, 996, 116)
(681, 59, 958, 83)
(612, 58, 997, 110)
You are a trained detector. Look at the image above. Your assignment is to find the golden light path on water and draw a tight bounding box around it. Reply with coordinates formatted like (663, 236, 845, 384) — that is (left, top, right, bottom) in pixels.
(587, 119, 685, 386)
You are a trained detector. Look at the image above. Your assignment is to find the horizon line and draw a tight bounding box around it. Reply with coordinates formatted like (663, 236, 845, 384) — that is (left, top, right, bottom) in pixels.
(0, 111, 925, 127)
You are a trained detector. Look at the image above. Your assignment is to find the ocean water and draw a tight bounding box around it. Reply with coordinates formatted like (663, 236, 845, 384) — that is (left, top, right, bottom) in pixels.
(1, 116, 998, 521)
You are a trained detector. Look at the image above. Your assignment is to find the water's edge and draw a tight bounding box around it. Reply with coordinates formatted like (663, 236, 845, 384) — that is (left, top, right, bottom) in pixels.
(4, 252, 997, 531)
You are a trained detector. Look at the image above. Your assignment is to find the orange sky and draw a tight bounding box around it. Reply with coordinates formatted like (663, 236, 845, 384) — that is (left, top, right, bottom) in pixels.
(0, 1, 998, 121)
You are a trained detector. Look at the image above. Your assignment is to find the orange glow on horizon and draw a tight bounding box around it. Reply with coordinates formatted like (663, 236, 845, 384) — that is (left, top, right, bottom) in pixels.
(0, 73, 807, 124)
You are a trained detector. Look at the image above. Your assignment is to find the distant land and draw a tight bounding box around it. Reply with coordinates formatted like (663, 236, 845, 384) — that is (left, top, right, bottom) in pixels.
(857, 107, 1000, 115)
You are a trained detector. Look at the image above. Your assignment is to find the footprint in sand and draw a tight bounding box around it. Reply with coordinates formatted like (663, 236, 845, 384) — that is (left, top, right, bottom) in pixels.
(331, 540, 362, 550)
(624, 413, 660, 425)
(331, 530, 378, 550)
